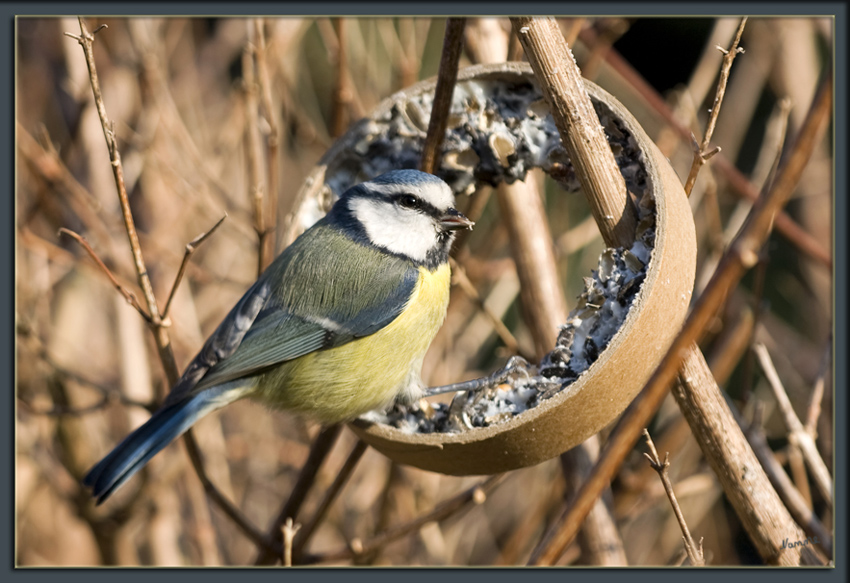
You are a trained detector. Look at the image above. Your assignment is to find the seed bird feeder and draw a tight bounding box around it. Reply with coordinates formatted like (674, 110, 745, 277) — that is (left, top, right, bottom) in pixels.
(288, 63, 697, 475)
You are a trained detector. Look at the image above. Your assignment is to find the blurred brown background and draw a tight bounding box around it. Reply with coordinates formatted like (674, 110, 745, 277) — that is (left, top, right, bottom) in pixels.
(15, 16, 833, 566)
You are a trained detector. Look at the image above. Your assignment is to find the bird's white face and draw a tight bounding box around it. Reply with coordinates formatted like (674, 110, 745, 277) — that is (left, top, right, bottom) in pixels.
(345, 171, 471, 265)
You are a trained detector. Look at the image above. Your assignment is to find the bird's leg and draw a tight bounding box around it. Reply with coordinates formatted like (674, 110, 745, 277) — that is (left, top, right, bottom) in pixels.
(422, 356, 532, 398)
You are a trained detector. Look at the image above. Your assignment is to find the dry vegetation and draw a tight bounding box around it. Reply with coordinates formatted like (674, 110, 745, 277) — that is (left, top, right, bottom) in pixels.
(15, 16, 833, 566)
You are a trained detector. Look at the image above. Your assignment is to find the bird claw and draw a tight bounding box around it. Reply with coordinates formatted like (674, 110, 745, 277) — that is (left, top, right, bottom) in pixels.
(488, 355, 531, 386)
(421, 355, 532, 399)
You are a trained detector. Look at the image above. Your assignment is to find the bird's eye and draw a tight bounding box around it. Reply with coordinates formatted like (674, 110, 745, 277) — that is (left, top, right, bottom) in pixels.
(398, 194, 419, 209)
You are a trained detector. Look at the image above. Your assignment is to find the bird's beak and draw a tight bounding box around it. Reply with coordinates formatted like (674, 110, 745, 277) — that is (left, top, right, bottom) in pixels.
(439, 208, 474, 231)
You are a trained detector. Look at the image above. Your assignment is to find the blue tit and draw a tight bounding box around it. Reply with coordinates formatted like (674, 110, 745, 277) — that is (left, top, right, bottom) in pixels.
(83, 169, 473, 504)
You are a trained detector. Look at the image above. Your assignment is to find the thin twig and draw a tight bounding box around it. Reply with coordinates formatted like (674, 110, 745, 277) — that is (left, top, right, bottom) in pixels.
(454, 20, 527, 360)
(66, 17, 179, 382)
(129, 23, 251, 225)
(805, 337, 831, 438)
(316, 17, 365, 121)
(786, 436, 813, 510)
(752, 97, 793, 192)
(555, 213, 603, 256)
(528, 73, 831, 567)
(254, 425, 343, 565)
(354, 461, 404, 566)
(576, 26, 831, 269)
(753, 343, 832, 505)
(580, 18, 627, 80)
(292, 439, 369, 561)
(559, 443, 628, 565)
(18, 122, 114, 249)
(420, 18, 466, 174)
(642, 429, 705, 566)
(698, 164, 725, 253)
(706, 307, 755, 385)
(253, 18, 280, 266)
(58, 228, 150, 321)
(742, 404, 833, 559)
(398, 18, 420, 87)
(181, 431, 274, 551)
(702, 19, 748, 151)
(740, 249, 770, 403)
(282, 518, 301, 567)
(66, 17, 264, 551)
(300, 473, 507, 565)
(17, 320, 158, 414)
(19, 394, 132, 418)
(683, 17, 746, 196)
(494, 475, 566, 565)
(331, 18, 350, 137)
(162, 214, 227, 319)
(449, 258, 522, 356)
(243, 27, 269, 277)
(669, 548, 688, 566)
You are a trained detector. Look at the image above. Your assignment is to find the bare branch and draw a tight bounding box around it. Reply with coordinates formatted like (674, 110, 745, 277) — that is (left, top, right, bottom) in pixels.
(67, 17, 181, 389)
(181, 431, 273, 551)
(254, 425, 343, 565)
(449, 258, 523, 357)
(282, 518, 301, 567)
(805, 337, 831, 438)
(17, 122, 114, 249)
(642, 429, 705, 566)
(330, 18, 351, 137)
(242, 27, 270, 276)
(742, 404, 832, 559)
(292, 439, 368, 561)
(753, 343, 832, 505)
(301, 473, 507, 565)
(67, 17, 265, 549)
(753, 97, 793, 192)
(528, 73, 831, 567)
(253, 19, 280, 265)
(512, 16, 637, 249)
(702, 21, 747, 149)
(58, 228, 150, 322)
(420, 18, 466, 174)
(684, 17, 747, 196)
(576, 26, 830, 269)
(162, 214, 227, 319)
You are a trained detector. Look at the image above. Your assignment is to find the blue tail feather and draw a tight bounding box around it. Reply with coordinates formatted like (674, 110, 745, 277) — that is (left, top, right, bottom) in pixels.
(83, 390, 227, 504)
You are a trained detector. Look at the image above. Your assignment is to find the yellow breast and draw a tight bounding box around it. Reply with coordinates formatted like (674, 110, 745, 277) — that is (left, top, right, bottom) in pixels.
(255, 263, 451, 423)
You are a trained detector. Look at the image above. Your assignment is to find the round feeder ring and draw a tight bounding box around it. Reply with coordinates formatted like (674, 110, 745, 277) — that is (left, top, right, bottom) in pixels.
(289, 63, 697, 476)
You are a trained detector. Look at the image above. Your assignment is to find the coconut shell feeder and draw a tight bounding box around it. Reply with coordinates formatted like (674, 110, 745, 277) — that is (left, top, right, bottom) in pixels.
(287, 62, 697, 476)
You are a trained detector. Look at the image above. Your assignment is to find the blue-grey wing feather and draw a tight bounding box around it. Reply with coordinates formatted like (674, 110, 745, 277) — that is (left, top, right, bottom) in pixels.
(190, 313, 327, 391)
(164, 277, 272, 406)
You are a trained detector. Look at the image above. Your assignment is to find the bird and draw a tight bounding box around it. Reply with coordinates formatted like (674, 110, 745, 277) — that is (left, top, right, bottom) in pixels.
(83, 169, 473, 504)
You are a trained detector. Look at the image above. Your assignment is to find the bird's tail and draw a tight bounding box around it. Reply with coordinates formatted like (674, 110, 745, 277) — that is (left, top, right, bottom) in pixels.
(83, 385, 241, 504)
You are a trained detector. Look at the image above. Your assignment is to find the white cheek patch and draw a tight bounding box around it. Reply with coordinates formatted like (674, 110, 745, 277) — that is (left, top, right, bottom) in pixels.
(349, 198, 437, 262)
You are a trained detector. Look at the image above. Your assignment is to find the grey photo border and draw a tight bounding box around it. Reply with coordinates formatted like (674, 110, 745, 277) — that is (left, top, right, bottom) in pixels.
(3, 2, 845, 582)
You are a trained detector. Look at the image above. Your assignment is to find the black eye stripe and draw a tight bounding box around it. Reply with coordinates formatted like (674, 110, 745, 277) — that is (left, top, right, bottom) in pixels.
(394, 193, 443, 218)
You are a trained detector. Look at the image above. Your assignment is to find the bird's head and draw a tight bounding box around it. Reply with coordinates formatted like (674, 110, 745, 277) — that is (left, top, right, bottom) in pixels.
(335, 170, 474, 268)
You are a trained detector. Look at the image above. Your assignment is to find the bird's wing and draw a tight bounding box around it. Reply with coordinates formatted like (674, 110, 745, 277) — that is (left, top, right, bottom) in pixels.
(163, 275, 273, 406)
(174, 222, 419, 397)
